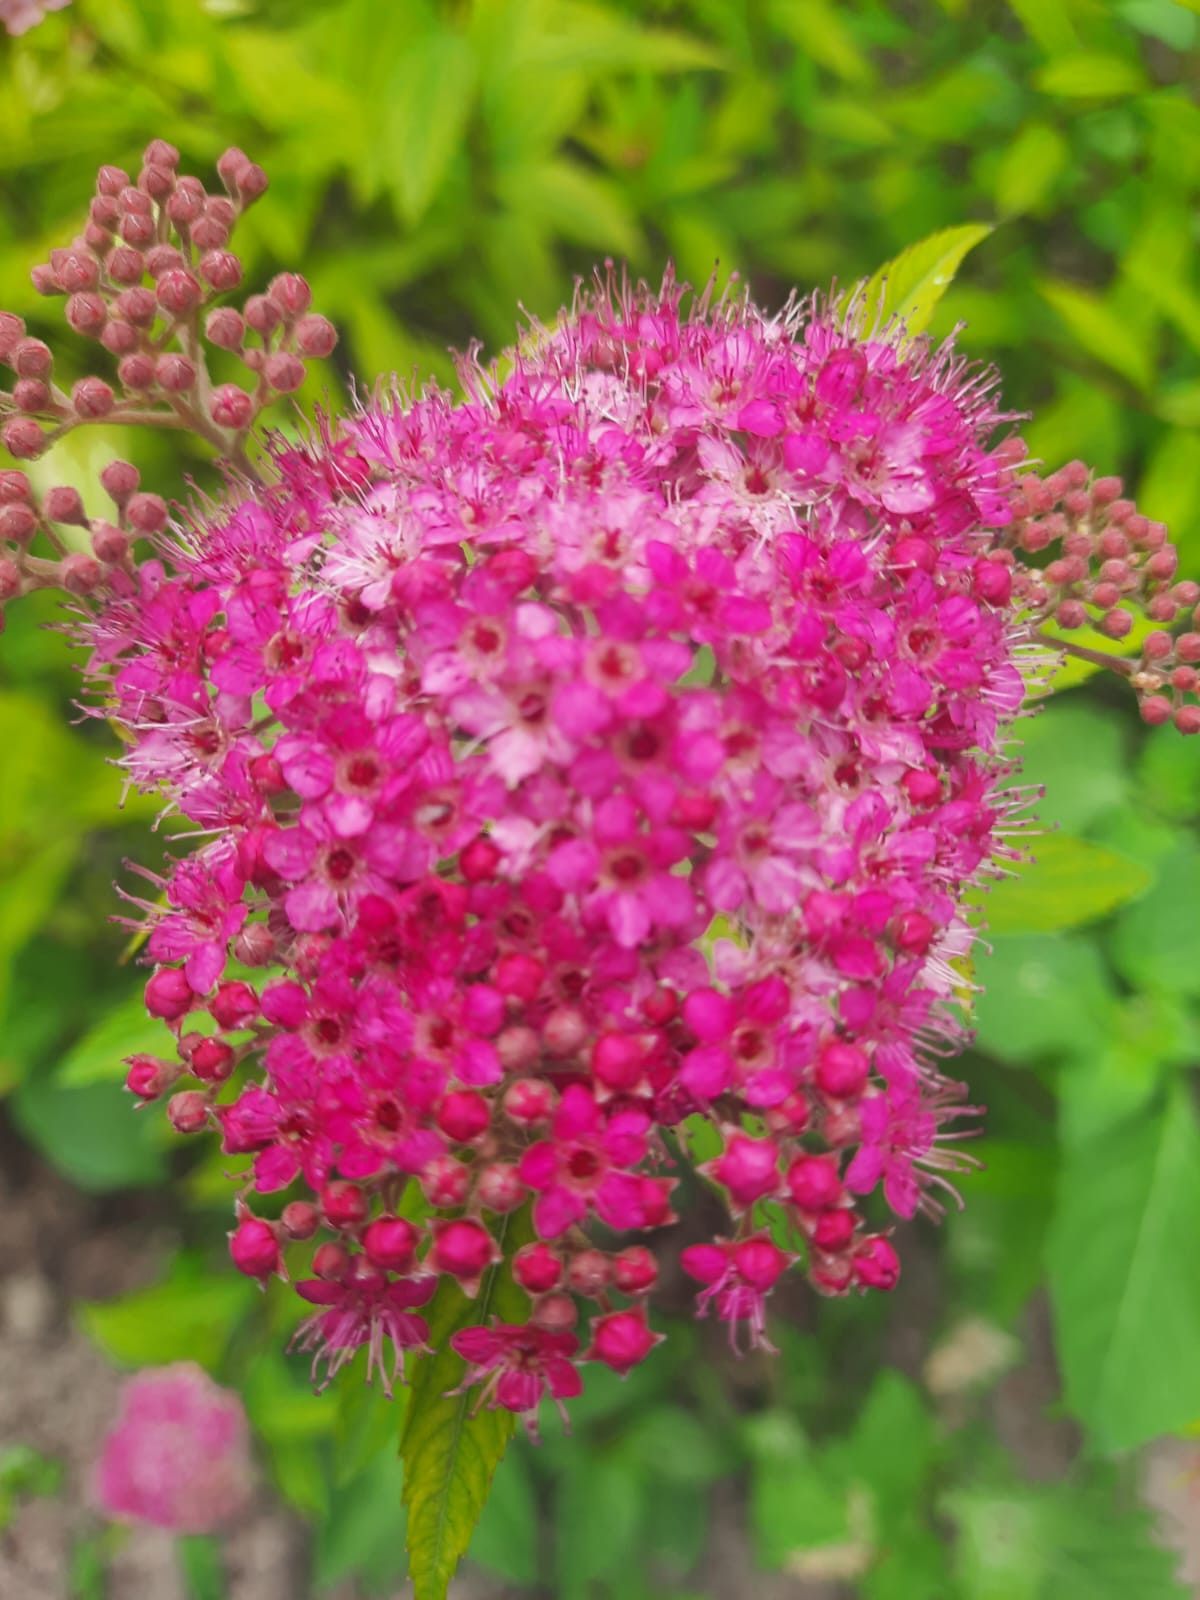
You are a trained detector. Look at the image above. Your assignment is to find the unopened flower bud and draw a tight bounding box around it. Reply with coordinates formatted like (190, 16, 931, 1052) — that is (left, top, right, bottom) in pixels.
(295, 314, 337, 358)
(233, 923, 276, 966)
(155, 354, 196, 392)
(0, 502, 35, 542)
(281, 1202, 320, 1240)
(72, 377, 116, 419)
(513, 1241, 563, 1294)
(100, 458, 140, 504)
(0, 312, 26, 360)
(229, 1216, 282, 1281)
(436, 1089, 491, 1144)
(210, 384, 254, 430)
(96, 165, 130, 196)
(475, 1161, 525, 1212)
(268, 272, 312, 317)
(190, 1037, 235, 1084)
(312, 1242, 349, 1281)
(199, 251, 242, 292)
(1098, 608, 1132, 640)
(138, 164, 175, 202)
(263, 351, 305, 393)
(2, 418, 46, 459)
(66, 292, 107, 338)
(853, 1235, 900, 1291)
(30, 262, 61, 294)
(126, 492, 168, 535)
(321, 1180, 369, 1230)
(12, 379, 51, 413)
(119, 212, 155, 248)
(243, 294, 281, 336)
(566, 1249, 611, 1297)
(107, 246, 145, 286)
(613, 1245, 658, 1294)
(118, 353, 156, 390)
(156, 270, 203, 317)
(0, 558, 20, 601)
(167, 1090, 210, 1134)
(786, 1154, 843, 1211)
(363, 1216, 419, 1271)
(92, 523, 129, 564)
(236, 164, 269, 204)
(503, 1077, 556, 1125)
(56, 250, 100, 293)
(124, 1056, 177, 1101)
(145, 966, 194, 1021)
(167, 182, 206, 228)
(13, 338, 52, 378)
(44, 486, 86, 525)
(586, 1308, 663, 1375)
(191, 216, 229, 253)
(1174, 705, 1200, 736)
(430, 1219, 501, 1290)
(420, 1154, 471, 1209)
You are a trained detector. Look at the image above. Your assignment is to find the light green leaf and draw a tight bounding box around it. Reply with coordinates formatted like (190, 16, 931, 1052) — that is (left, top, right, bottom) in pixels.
(1110, 845, 1200, 996)
(401, 1212, 531, 1600)
(467, 1444, 539, 1584)
(12, 1067, 168, 1193)
(495, 158, 644, 259)
(1039, 279, 1157, 391)
(386, 30, 477, 224)
(56, 989, 173, 1087)
(1035, 54, 1148, 98)
(313, 1451, 409, 1595)
(977, 834, 1151, 934)
(993, 123, 1068, 217)
(1016, 701, 1128, 833)
(859, 223, 993, 335)
(1048, 1084, 1200, 1451)
(974, 934, 1114, 1063)
(80, 1255, 254, 1369)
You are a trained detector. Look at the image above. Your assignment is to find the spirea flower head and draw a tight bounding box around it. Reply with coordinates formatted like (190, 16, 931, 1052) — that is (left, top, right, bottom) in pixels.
(3, 148, 1194, 1439)
(93, 1362, 254, 1533)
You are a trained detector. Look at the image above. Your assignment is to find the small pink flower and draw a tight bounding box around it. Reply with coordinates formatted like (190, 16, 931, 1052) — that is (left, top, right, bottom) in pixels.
(93, 1363, 253, 1534)
(290, 1260, 434, 1394)
(449, 1321, 583, 1438)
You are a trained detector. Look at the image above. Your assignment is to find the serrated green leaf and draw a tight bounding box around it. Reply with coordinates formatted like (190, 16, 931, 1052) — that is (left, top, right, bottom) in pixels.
(1048, 1084, 1200, 1451)
(400, 1211, 531, 1600)
(977, 834, 1151, 934)
(859, 223, 993, 335)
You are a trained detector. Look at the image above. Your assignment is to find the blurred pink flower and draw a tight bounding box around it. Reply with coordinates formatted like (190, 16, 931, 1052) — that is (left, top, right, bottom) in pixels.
(93, 1362, 254, 1533)
(1, 0, 70, 36)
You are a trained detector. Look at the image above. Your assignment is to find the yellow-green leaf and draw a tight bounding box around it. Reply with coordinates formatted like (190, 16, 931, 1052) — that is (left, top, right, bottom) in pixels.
(401, 1211, 532, 1600)
(978, 835, 1152, 934)
(993, 122, 1068, 217)
(858, 223, 993, 335)
(1038, 279, 1157, 392)
(1035, 53, 1148, 98)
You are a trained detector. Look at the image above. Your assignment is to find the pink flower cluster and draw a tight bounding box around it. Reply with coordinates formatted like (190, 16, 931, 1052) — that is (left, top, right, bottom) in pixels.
(93, 1363, 253, 1533)
(0, 0, 69, 37)
(3, 151, 1191, 1439)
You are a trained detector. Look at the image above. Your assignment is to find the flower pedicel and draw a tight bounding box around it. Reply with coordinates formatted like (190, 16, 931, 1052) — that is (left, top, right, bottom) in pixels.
(2, 146, 1195, 1439)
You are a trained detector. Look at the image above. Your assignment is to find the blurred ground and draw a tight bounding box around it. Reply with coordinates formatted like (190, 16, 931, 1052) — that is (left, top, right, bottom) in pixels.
(2, 1120, 1195, 1600)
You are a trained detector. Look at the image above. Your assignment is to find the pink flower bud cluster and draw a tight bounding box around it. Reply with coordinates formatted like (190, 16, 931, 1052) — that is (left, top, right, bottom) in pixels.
(2, 149, 1189, 1437)
(0, 460, 165, 624)
(1003, 461, 1200, 733)
(93, 1362, 254, 1533)
(0, 144, 334, 465)
(0, 0, 69, 36)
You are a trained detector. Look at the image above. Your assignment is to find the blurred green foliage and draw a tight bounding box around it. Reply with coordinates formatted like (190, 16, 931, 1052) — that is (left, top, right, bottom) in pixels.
(3, 0, 1200, 1595)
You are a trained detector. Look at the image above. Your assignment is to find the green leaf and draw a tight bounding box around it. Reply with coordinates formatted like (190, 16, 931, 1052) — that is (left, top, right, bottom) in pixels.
(400, 1212, 531, 1600)
(974, 934, 1113, 1063)
(858, 223, 993, 335)
(1110, 845, 1200, 996)
(993, 123, 1068, 217)
(80, 1254, 255, 1370)
(552, 1445, 648, 1599)
(1039, 279, 1157, 391)
(1048, 1084, 1200, 1451)
(495, 158, 644, 259)
(466, 1442, 539, 1584)
(178, 1537, 225, 1600)
(385, 30, 477, 224)
(1035, 54, 1148, 98)
(12, 1066, 168, 1193)
(977, 834, 1151, 934)
(56, 989, 174, 1087)
(313, 1451, 409, 1596)
(1016, 701, 1128, 833)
